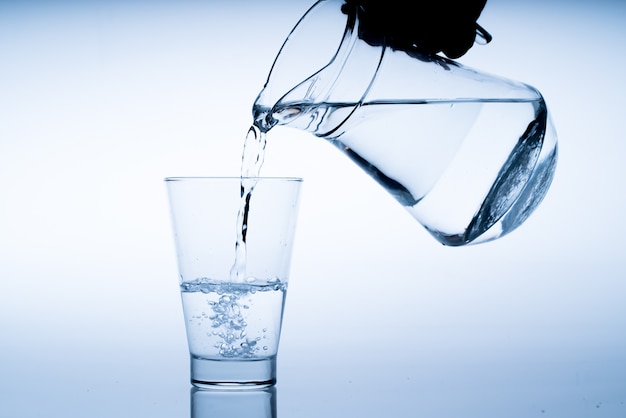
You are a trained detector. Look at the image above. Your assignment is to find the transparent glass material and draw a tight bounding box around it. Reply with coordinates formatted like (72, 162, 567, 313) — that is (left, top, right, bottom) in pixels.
(253, 0, 557, 246)
(166, 177, 302, 388)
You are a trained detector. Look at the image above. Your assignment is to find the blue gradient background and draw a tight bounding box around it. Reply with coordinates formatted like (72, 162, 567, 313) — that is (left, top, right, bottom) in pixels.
(1, 0, 625, 416)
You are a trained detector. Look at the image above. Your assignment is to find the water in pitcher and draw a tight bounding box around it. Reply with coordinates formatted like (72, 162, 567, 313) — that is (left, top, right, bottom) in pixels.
(252, 96, 557, 246)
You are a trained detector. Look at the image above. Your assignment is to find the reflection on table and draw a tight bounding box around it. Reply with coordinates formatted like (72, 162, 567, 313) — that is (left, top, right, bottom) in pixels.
(191, 386, 277, 418)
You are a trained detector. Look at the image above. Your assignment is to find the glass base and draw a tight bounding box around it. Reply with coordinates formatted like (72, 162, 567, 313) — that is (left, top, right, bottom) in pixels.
(190, 355, 277, 389)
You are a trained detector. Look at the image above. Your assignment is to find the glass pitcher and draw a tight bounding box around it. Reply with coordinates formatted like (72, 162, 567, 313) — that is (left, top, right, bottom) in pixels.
(252, 0, 558, 246)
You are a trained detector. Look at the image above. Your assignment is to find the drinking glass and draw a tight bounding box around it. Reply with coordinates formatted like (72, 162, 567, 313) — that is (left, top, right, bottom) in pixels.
(165, 177, 302, 388)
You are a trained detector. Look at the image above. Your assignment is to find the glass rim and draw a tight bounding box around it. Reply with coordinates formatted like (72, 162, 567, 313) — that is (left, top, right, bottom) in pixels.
(164, 176, 303, 182)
